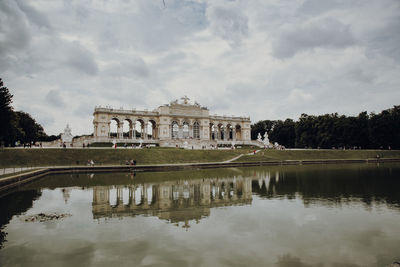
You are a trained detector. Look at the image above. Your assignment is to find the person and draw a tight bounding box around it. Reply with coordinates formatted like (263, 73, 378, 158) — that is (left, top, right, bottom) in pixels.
(83, 143, 86, 148)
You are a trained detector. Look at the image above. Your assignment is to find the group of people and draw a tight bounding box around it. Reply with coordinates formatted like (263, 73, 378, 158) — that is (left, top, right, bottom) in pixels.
(125, 159, 137, 165)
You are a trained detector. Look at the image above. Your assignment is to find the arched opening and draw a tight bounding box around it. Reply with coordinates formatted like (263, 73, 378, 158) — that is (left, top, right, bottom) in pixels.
(122, 119, 132, 138)
(109, 118, 119, 138)
(148, 120, 157, 139)
(218, 124, 224, 140)
(182, 121, 189, 139)
(227, 124, 233, 140)
(235, 125, 242, 140)
(135, 120, 144, 139)
(193, 121, 200, 139)
(210, 123, 216, 140)
(171, 121, 179, 139)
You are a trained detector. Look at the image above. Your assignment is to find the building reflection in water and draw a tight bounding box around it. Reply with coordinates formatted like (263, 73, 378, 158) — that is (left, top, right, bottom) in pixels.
(92, 176, 253, 227)
(92, 165, 400, 226)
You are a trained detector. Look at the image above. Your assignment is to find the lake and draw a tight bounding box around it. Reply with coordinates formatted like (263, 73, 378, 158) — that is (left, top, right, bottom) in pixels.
(1, 163, 399, 266)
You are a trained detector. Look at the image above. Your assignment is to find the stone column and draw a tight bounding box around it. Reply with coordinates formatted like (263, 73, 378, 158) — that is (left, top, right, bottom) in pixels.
(223, 127, 227, 141)
(144, 121, 148, 140)
(233, 128, 236, 141)
(178, 124, 183, 139)
(118, 123, 123, 139)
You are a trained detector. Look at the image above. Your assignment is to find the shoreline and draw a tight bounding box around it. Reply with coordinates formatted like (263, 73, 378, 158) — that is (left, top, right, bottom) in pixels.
(1, 158, 400, 195)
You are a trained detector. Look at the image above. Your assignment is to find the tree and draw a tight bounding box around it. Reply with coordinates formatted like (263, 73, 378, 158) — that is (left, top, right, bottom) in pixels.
(0, 78, 16, 146)
(15, 111, 46, 144)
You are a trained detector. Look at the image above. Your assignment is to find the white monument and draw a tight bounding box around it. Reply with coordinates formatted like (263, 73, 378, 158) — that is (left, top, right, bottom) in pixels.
(263, 132, 270, 147)
(257, 133, 262, 142)
(61, 124, 73, 143)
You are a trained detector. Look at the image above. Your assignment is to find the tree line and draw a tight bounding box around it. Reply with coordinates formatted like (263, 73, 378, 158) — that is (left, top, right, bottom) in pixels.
(0, 78, 58, 147)
(251, 106, 400, 149)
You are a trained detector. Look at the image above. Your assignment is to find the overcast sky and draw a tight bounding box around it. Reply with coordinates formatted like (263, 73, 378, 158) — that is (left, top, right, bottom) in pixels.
(1, 0, 399, 135)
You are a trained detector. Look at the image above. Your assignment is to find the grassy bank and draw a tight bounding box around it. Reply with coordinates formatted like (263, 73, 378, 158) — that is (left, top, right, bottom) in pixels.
(1, 148, 400, 168)
(0, 148, 250, 167)
(236, 149, 400, 162)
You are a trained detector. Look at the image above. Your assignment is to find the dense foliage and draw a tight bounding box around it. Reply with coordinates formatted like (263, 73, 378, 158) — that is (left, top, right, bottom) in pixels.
(0, 78, 57, 147)
(252, 106, 400, 149)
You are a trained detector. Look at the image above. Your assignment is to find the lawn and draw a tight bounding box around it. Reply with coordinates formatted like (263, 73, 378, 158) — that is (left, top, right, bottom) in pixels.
(0, 148, 250, 168)
(235, 149, 400, 162)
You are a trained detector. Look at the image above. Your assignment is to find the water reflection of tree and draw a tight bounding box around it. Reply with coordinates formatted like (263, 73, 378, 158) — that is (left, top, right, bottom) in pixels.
(252, 167, 400, 209)
(0, 190, 42, 249)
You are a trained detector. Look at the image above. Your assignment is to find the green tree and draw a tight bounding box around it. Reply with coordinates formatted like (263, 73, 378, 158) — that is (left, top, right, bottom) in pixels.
(15, 111, 46, 144)
(0, 78, 16, 146)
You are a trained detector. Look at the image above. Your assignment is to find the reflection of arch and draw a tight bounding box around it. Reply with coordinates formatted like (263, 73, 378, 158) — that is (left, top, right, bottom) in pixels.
(182, 121, 189, 139)
(193, 121, 200, 139)
(171, 121, 179, 139)
(235, 125, 242, 140)
(109, 118, 119, 138)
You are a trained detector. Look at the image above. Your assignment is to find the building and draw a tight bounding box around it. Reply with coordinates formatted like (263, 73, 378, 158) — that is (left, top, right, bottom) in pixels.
(92, 96, 253, 148)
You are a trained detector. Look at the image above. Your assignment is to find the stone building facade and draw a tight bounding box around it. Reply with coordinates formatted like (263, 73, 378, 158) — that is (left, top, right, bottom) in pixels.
(92, 97, 252, 147)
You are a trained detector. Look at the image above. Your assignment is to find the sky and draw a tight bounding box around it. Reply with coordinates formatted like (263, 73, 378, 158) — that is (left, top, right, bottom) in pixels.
(1, 0, 399, 135)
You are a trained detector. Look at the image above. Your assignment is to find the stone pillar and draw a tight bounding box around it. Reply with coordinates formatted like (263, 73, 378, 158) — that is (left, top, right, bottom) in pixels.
(118, 124, 123, 139)
(223, 127, 227, 141)
(178, 125, 183, 139)
(233, 129, 236, 141)
(144, 121, 148, 140)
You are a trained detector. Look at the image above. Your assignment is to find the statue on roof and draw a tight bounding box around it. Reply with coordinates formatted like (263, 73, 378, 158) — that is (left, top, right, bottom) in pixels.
(181, 95, 190, 104)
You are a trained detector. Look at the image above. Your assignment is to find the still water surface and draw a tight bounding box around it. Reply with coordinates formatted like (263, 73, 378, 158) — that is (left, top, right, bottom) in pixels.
(0, 163, 400, 266)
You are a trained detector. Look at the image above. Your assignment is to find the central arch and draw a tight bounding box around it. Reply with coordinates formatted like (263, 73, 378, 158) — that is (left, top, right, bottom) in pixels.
(171, 121, 179, 139)
(182, 121, 190, 139)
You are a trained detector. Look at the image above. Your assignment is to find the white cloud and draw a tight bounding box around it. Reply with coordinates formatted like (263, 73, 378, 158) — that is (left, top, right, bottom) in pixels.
(1, 0, 399, 135)
(288, 88, 314, 104)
